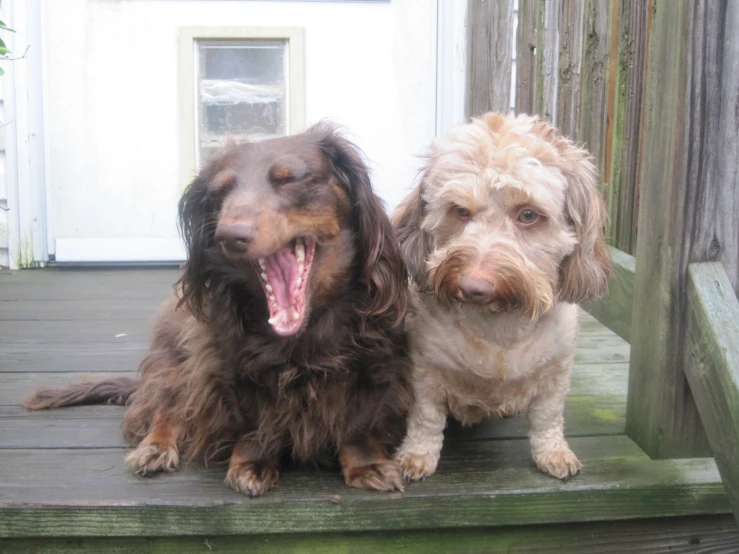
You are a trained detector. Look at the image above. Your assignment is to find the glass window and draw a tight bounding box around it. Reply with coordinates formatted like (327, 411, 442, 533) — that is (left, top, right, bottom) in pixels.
(196, 40, 288, 166)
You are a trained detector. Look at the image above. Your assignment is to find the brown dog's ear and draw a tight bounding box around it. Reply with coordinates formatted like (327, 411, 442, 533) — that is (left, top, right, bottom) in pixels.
(176, 162, 222, 320)
(392, 184, 433, 290)
(556, 146, 612, 304)
(312, 122, 409, 325)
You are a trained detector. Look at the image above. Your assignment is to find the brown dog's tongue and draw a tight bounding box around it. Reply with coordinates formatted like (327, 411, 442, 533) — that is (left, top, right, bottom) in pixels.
(264, 247, 297, 308)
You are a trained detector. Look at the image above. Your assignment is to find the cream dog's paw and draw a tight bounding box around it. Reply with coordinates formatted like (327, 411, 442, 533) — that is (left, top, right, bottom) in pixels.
(534, 447, 582, 480)
(395, 449, 440, 482)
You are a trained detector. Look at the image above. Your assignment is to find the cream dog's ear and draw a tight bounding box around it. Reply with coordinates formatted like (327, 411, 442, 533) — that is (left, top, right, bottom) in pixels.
(554, 140, 612, 304)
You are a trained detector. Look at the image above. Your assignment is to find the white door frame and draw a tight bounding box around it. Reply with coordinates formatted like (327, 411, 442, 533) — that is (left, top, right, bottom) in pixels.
(434, 0, 467, 138)
(3, 0, 50, 269)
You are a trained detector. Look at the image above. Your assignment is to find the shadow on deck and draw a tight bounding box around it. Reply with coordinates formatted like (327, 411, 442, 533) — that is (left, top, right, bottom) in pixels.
(0, 269, 737, 552)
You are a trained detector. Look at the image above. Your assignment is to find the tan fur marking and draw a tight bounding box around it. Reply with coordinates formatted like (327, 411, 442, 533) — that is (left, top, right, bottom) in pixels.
(339, 439, 405, 492)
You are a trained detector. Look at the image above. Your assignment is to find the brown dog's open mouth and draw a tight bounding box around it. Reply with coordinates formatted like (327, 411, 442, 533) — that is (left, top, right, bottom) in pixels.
(257, 237, 316, 337)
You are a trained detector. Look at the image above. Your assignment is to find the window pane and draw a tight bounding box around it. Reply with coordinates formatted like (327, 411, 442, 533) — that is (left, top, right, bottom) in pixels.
(197, 40, 287, 165)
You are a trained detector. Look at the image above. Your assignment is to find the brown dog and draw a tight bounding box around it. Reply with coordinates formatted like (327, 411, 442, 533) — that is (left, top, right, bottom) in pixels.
(392, 112, 611, 482)
(25, 123, 413, 497)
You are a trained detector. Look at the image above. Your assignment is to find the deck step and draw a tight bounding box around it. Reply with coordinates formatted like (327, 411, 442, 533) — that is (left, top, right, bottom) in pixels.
(0, 435, 730, 538)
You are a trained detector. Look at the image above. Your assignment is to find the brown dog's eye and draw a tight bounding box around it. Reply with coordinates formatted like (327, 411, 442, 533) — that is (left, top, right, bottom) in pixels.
(453, 205, 472, 220)
(517, 209, 539, 225)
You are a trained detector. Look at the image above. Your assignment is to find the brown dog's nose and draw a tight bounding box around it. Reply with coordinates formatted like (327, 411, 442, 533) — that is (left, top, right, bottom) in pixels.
(215, 223, 256, 254)
(458, 275, 494, 302)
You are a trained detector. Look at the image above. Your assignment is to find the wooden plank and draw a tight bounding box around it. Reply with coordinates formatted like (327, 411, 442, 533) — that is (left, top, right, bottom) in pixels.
(0, 300, 161, 321)
(0, 322, 151, 344)
(608, 0, 648, 254)
(514, 0, 537, 114)
(0, 348, 144, 373)
(532, 0, 558, 122)
(556, 0, 585, 138)
(0, 284, 172, 302)
(0, 394, 626, 447)
(4, 515, 739, 554)
(0, 440, 731, 538)
(577, 0, 613, 186)
(0, 268, 178, 287)
(685, 263, 739, 524)
(583, 246, 635, 342)
(466, 0, 514, 117)
(626, 0, 739, 459)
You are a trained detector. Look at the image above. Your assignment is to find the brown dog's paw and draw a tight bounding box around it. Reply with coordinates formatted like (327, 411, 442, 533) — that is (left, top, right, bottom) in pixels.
(395, 449, 439, 482)
(343, 459, 405, 492)
(534, 447, 582, 480)
(225, 462, 279, 498)
(125, 442, 180, 476)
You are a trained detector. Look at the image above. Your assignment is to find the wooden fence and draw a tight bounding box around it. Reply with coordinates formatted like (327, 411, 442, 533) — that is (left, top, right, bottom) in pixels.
(467, 0, 646, 255)
(466, 0, 739, 521)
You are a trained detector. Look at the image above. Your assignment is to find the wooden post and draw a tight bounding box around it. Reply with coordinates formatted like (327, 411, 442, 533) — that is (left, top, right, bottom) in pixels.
(515, 0, 537, 114)
(626, 0, 739, 459)
(466, 0, 514, 117)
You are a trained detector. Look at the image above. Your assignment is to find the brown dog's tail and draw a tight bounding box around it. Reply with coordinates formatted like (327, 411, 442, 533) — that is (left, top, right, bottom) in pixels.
(23, 377, 139, 410)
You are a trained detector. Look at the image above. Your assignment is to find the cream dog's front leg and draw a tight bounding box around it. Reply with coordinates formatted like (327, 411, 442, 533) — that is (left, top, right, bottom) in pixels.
(526, 358, 582, 480)
(395, 367, 447, 482)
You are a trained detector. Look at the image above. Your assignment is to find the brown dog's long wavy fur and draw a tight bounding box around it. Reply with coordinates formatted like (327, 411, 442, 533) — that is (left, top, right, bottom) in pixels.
(23, 377, 138, 410)
(24, 123, 412, 496)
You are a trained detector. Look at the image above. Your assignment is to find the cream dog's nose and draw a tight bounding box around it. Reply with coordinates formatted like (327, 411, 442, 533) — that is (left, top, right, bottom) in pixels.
(458, 275, 494, 302)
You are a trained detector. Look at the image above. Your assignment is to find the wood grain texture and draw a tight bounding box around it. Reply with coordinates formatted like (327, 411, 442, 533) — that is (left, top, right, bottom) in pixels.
(608, 0, 648, 254)
(532, 0, 558, 122)
(685, 263, 739, 524)
(583, 246, 635, 343)
(626, 0, 739, 459)
(514, 0, 537, 114)
(577, 0, 613, 186)
(556, 0, 585, 138)
(686, 0, 739, 296)
(4, 515, 739, 554)
(0, 444, 730, 538)
(466, 0, 514, 117)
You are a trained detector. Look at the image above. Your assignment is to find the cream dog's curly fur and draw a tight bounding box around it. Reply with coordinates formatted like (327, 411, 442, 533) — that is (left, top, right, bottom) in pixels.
(393, 112, 611, 481)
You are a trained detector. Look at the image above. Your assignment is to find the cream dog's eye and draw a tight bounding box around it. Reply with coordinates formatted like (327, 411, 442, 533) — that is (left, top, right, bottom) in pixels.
(453, 205, 472, 220)
(517, 209, 539, 225)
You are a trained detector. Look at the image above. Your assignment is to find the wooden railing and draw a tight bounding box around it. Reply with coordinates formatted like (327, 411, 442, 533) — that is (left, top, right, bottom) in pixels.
(466, 0, 739, 522)
(685, 263, 739, 523)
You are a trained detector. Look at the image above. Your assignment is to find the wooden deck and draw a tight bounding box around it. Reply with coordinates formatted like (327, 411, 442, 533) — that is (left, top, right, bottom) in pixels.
(1, 269, 738, 552)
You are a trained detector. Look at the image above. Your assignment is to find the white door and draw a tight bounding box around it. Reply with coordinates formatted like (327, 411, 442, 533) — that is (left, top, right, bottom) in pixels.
(41, 0, 452, 264)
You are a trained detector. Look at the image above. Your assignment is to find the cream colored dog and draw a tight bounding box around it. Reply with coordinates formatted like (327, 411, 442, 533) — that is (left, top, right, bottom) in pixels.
(393, 112, 611, 481)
